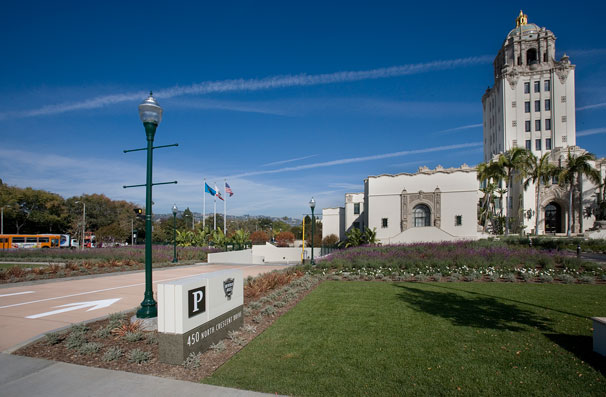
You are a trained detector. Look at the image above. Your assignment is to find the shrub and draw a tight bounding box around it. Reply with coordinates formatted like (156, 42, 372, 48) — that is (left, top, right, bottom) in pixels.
(94, 326, 112, 338)
(261, 305, 276, 316)
(242, 324, 257, 334)
(112, 320, 142, 338)
(252, 314, 263, 324)
(578, 275, 595, 284)
(69, 324, 89, 335)
(145, 333, 158, 345)
(183, 352, 202, 369)
(432, 273, 442, 281)
(322, 234, 340, 247)
(538, 274, 553, 283)
(275, 231, 295, 247)
(102, 347, 123, 362)
(124, 331, 144, 342)
(45, 332, 63, 345)
(65, 333, 87, 349)
(79, 342, 102, 355)
(249, 301, 262, 310)
(210, 341, 226, 352)
(502, 273, 517, 283)
(243, 307, 252, 316)
(128, 349, 151, 364)
(274, 301, 286, 308)
(558, 274, 576, 284)
(415, 274, 428, 282)
(520, 272, 534, 282)
(250, 231, 269, 245)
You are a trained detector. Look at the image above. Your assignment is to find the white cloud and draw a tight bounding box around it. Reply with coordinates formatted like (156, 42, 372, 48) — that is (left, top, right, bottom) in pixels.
(577, 127, 606, 137)
(577, 102, 606, 111)
(227, 142, 482, 178)
(0, 55, 492, 120)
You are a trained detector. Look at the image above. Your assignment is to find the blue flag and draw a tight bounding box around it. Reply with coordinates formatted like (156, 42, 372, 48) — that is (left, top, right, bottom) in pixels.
(204, 182, 216, 196)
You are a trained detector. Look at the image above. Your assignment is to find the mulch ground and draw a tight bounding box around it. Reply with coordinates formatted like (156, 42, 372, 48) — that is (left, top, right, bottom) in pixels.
(14, 279, 319, 383)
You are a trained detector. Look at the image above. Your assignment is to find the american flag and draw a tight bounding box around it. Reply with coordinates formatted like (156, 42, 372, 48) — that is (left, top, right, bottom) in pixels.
(225, 182, 234, 197)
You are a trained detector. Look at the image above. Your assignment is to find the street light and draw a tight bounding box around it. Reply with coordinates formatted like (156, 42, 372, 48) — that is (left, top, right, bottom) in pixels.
(75, 201, 86, 250)
(137, 92, 163, 319)
(309, 197, 316, 265)
(172, 204, 178, 263)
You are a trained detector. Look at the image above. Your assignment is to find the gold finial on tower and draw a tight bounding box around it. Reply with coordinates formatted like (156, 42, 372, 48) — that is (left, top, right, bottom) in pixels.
(516, 10, 528, 27)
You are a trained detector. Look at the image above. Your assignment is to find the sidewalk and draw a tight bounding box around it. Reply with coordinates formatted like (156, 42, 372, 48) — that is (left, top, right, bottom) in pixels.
(0, 353, 275, 397)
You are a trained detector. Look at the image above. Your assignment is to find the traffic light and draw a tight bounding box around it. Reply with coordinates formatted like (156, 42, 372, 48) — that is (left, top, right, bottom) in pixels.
(133, 208, 144, 219)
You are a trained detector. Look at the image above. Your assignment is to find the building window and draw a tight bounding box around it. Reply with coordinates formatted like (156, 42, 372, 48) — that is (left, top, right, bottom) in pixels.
(413, 204, 431, 227)
(524, 82, 530, 94)
(545, 99, 551, 111)
(535, 119, 541, 131)
(525, 140, 531, 150)
(561, 96, 566, 103)
(562, 115, 567, 122)
(534, 81, 540, 93)
(546, 138, 552, 150)
(535, 100, 540, 112)
(535, 139, 541, 150)
(525, 120, 531, 132)
(512, 101, 517, 108)
(544, 80, 551, 91)
(353, 203, 360, 215)
(382, 218, 388, 228)
(455, 215, 462, 226)
(353, 222, 360, 230)
(545, 118, 551, 130)
(525, 101, 530, 113)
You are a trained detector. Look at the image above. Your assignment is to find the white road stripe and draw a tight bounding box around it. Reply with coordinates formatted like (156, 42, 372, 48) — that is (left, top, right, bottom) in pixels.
(0, 265, 255, 310)
(0, 291, 35, 298)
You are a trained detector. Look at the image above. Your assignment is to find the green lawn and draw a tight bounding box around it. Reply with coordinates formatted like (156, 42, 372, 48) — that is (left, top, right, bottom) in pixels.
(204, 281, 606, 396)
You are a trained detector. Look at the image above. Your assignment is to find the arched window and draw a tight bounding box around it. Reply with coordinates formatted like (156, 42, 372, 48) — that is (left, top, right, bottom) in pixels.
(526, 48, 538, 65)
(413, 204, 431, 227)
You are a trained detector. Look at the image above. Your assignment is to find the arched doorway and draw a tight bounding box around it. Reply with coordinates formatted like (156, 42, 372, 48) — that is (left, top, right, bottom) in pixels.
(544, 202, 562, 234)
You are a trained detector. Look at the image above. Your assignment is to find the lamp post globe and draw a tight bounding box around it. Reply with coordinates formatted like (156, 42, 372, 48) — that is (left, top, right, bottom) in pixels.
(137, 92, 163, 319)
(309, 197, 316, 265)
(172, 204, 178, 263)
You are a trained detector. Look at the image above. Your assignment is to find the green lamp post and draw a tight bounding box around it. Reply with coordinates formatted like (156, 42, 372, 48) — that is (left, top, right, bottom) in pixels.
(309, 197, 316, 265)
(136, 92, 163, 319)
(172, 204, 178, 263)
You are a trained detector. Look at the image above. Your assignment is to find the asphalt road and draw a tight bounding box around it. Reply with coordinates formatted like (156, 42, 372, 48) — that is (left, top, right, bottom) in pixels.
(0, 263, 289, 352)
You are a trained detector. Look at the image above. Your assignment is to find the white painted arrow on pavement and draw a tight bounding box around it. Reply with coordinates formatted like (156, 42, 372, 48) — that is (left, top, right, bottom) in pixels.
(26, 298, 122, 319)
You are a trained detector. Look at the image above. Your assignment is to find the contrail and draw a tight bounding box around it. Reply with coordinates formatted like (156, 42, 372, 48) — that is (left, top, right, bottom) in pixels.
(262, 154, 319, 167)
(228, 142, 482, 178)
(435, 123, 482, 134)
(0, 55, 492, 120)
(577, 102, 606, 111)
(577, 127, 606, 137)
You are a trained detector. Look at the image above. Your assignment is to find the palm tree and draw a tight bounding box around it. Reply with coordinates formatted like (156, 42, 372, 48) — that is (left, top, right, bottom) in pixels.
(477, 160, 505, 232)
(523, 152, 557, 235)
(558, 149, 601, 236)
(497, 147, 531, 235)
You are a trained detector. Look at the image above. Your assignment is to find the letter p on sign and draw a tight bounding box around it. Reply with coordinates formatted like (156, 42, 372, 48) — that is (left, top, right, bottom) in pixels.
(188, 286, 206, 318)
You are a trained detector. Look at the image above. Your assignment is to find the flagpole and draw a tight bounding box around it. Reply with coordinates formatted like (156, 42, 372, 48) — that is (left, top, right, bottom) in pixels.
(224, 179, 227, 234)
(213, 183, 217, 231)
(203, 178, 206, 230)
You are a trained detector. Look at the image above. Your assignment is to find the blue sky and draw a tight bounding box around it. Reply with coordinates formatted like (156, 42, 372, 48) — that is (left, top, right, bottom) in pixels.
(1, 1, 605, 219)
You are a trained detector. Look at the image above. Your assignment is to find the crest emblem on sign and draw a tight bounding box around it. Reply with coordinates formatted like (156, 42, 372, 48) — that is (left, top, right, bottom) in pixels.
(223, 278, 235, 299)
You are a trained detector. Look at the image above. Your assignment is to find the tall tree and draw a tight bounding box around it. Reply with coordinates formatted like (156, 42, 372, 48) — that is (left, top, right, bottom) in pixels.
(497, 148, 531, 235)
(558, 149, 601, 236)
(523, 153, 557, 235)
(477, 160, 505, 233)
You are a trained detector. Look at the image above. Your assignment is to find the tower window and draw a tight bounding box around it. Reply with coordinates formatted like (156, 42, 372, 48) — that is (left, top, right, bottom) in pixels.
(544, 80, 551, 91)
(353, 203, 360, 215)
(512, 120, 517, 127)
(525, 120, 531, 132)
(535, 139, 541, 150)
(545, 99, 551, 111)
(562, 115, 567, 122)
(525, 101, 530, 113)
(524, 82, 530, 94)
(535, 120, 541, 131)
(545, 119, 551, 130)
(382, 218, 388, 228)
(525, 140, 531, 150)
(543, 52, 547, 62)
(527, 48, 538, 65)
(546, 138, 552, 150)
(534, 81, 540, 93)
(535, 100, 540, 112)
(561, 96, 566, 103)
(512, 101, 517, 108)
